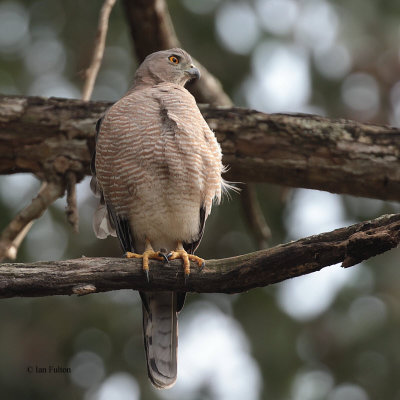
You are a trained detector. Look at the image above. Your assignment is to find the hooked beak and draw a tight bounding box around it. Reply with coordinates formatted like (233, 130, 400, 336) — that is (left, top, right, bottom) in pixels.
(185, 65, 201, 81)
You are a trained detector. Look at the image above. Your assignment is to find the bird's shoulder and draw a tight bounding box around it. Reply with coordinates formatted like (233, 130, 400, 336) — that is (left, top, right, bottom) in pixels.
(99, 83, 208, 138)
(152, 82, 192, 95)
(151, 83, 196, 105)
(98, 87, 161, 132)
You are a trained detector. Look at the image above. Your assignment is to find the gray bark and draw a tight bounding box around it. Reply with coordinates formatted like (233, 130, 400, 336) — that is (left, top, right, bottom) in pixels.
(1, 95, 399, 201)
(0, 214, 398, 298)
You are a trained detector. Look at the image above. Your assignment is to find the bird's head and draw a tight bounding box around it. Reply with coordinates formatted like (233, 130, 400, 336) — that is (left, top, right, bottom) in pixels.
(133, 48, 201, 87)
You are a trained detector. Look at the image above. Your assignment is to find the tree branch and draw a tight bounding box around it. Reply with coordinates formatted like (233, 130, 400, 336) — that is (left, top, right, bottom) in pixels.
(241, 183, 271, 249)
(122, 0, 232, 106)
(0, 181, 65, 261)
(0, 95, 399, 201)
(0, 213, 398, 298)
(82, 0, 117, 101)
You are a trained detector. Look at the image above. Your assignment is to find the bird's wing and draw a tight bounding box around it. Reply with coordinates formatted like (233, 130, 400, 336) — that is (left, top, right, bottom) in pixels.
(91, 117, 117, 239)
(153, 83, 224, 216)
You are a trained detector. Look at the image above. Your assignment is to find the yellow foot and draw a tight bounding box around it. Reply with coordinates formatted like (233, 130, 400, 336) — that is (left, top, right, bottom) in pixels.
(126, 250, 165, 281)
(168, 249, 205, 277)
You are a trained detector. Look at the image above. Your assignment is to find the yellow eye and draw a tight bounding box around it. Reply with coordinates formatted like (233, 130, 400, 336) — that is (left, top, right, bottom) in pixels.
(168, 55, 179, 64)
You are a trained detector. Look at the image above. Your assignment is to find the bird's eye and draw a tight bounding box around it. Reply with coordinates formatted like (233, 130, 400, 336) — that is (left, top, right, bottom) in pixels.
(168, 55, 179, 64)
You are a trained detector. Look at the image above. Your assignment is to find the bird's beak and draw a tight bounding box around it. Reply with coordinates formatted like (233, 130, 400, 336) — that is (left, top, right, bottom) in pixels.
(185, 65, 201, 81)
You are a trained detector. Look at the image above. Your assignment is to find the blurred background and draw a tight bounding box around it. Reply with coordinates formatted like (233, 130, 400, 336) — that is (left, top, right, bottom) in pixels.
(0, 0, 400, 399)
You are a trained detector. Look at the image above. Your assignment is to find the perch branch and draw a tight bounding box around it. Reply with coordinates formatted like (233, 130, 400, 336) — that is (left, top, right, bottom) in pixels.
(0, 181, 65, 261)
(122, 0, 232, 106)
(0, 214, 398, 298)
(0, 95, 399, 201)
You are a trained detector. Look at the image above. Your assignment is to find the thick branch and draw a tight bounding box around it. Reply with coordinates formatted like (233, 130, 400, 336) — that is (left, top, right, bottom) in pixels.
(122, 0, 178, 59)
(122, 0, 232, 106)
(0, 214, 398, 298)
(0, 95, 399, 201)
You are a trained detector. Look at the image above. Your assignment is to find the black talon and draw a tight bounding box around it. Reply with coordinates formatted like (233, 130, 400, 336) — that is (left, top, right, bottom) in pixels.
(166, 252, 173, 260)
(144, 269, 150, 283)
(199, 261, 205, 271)
(184, 272, 190, 285)
(158, 252, 169, 264)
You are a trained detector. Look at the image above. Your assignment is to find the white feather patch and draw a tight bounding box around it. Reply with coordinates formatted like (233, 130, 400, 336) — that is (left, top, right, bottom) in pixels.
(92, 203, 117, 238)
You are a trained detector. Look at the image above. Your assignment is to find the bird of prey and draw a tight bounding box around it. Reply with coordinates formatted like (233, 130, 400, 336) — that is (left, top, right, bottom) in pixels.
(91, 48, 228, 388)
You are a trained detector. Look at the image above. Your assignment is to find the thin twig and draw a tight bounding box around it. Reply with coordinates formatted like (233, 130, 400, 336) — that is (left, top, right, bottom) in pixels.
(241, 184, 271, 249)
(5, 221, 34, 260)
(77, 0, 116, 232)
(0, 213, 398, 297)
(0, 181, 65, 261)
(81, 0, 117, 101)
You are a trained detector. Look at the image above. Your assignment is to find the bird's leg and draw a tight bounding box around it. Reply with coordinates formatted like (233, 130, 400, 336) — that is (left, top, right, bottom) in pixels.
(126, 238, 165, 281)
(168, 241, 205, 278)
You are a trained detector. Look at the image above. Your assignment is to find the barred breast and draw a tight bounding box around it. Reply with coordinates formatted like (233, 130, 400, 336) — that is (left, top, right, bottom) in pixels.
(95, 83, 223, 252)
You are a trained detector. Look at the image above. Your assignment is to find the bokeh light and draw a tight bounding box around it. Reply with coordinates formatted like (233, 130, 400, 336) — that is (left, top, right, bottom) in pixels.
(0, 2, 29, 55)
(327, 383, 369, 400)
(244, 41, 310, 112)
(86, 372, 140, 400)
(294, 0, 339, 52)
(159, 302, 262, 400)
(69, 351, 105, 389)
(291, 369, 334, 400)
(215, 2, 260, 55)
(256, 0, 298, 35)
(341, 72, 380, 118)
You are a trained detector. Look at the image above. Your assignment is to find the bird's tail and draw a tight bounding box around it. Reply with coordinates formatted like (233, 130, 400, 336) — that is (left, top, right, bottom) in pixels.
(140, 291, 178, 389)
